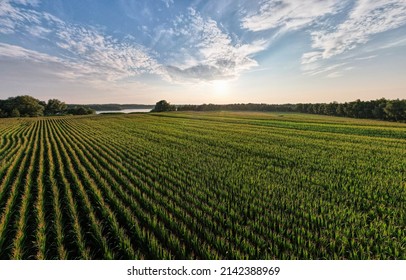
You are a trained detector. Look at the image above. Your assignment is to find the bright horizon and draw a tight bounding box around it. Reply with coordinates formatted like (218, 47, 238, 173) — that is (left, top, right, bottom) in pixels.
(1, 0, 406, 104)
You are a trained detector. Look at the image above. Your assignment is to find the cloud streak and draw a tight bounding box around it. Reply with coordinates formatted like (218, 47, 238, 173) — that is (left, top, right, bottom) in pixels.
(241, 0, 342, 32)
(1, 0, 406, 89)
(54, 23, 163, 81)
(165, 8, 267, 83)
(0, 42, 58, 63)
(0, 42, 112, 82)
(238, 0, 406, 79)
(0, 1, 268, 85)
(0, 1, 164, 83)
(0, 0, 43, 34)
(303, 0, 406, 63)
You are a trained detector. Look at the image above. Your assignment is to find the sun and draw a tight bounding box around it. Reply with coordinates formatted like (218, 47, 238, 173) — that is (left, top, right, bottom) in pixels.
(212, 80, 230, 96)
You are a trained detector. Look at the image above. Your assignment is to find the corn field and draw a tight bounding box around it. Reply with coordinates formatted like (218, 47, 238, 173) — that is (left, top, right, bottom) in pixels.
(0, 112, 405, 259)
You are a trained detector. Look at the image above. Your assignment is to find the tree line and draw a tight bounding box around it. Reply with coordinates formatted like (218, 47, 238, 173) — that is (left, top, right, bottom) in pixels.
(175, 99, 406, 122)
(0, 95, 95, 118)
(70, 104, 154, 111)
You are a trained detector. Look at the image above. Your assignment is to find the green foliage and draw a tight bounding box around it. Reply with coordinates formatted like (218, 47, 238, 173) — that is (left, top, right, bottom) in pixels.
(66, 106, 95, 115)
(151, 100, 176, 112)
(10, 108, 20, 118)
(0, 112, 405, 259)
(384, 100, 406, 121)
(0, 95, 94, 118)
(45, 99, 67, 116)
(0, 95, 44, 117)
(177, 99, 406, 122)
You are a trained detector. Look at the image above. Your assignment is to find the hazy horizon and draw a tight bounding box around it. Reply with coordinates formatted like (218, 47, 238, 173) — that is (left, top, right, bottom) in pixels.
(1, 0, 406, 104)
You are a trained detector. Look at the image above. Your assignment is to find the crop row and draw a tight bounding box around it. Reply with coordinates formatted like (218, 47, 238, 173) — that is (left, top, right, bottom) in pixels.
(0, 113, 405, 259)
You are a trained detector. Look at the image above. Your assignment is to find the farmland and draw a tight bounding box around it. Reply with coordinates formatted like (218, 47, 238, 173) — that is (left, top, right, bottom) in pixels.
(0, 112, 405, 259)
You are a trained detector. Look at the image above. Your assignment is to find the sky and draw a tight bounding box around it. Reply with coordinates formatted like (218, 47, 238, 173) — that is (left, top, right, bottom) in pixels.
(0, 0, 405, 104)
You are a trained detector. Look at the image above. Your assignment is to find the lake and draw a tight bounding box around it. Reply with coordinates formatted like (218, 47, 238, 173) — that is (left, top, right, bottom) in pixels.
(96, 108, 152, 114)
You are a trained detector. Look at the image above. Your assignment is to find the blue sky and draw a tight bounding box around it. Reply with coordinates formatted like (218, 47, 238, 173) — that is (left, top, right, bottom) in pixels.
(0, 0, 405, 104)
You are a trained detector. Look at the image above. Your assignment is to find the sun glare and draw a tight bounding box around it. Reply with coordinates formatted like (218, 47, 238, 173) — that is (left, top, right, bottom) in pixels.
(212, 80, 230, 96)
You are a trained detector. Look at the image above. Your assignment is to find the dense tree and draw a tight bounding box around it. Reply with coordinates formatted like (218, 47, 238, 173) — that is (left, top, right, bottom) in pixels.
(371, 99, 387, 120)
(66, 106, 96, 115)
(336, 103, 345, 116)
(45, 99, 67, 115)
(0, 95, 95, 118)
(0, 95, 44, 117)
(151, 100, 176, 112)
(323, 102, 338, 116)
(10, 108, 20, 117)
(177, 99, 406, 122)
(384, 99, 406, 121)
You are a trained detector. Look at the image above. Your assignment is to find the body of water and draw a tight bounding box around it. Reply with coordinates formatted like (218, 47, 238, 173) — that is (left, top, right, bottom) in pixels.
(96, 108, 152, 114)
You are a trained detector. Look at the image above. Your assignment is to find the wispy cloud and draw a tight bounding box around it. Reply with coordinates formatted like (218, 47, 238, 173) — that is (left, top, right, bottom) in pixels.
(304, 0, 406, 62)
(164, 8, 267, 83)
(241, 0, 343, 32)
(10, 0, 40, 6)
(301, 51, 324, 65)
(0, 0, 43, 34)
(0, 42, 58, 63)
(1, 0, 405, 98)
(0, 1, 269, 84)
(295, 0, 406, 80)
(303, 62, 347, 77)
(54, 23, 163, 81)
(161, 0, 174, 8)
(373, 36, 406, 51)
(355, 55, 377, 61)
(0, 42, 97, 81)
(0, 1, 164, 82)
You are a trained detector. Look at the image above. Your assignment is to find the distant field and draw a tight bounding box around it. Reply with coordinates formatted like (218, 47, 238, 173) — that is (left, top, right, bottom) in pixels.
(0, 112, 405, 259)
